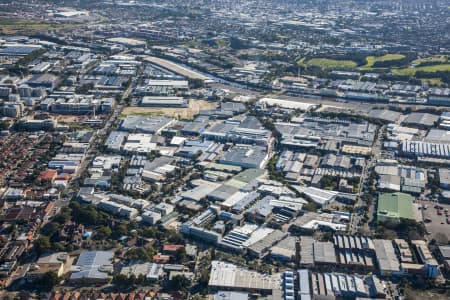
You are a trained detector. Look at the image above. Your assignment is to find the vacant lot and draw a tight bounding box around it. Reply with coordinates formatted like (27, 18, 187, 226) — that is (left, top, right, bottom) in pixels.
(405, 287, 450, 300)
(297, 58, 358, 69)
(121, 99, 217, 120)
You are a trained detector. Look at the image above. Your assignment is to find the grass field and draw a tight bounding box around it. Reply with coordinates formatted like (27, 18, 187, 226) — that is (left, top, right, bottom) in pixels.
(412, 55, 448, 65)
(297, 58, 358, 69)
(360, 54, 405, 69)
(393, 64, 450, 76)
(0, 18, 67, 35)
(121, 99, 217, 120)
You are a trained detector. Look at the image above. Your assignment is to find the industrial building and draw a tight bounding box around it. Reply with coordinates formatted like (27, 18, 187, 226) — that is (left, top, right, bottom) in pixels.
(202, 116, 272, 146)
(219, 145, 268, 169)
(119, 115, 174, 134)
(140, 96, 188, 107)
(372, 240, 401, 276)
(208, 261, 281, 295)
(26, 73, 59, 91)
(377, 192, 416, 222)
(401, 140, 450, 159)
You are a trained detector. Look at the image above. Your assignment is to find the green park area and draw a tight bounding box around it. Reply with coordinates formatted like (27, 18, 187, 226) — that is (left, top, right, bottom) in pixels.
(297, 57, 358, 69)
(296, 54, 450, 85)
(0, 18, 70, 35)
(412, 55, 448, 65)
(392, 63, 450, 76)
(359, 53, 406, 70)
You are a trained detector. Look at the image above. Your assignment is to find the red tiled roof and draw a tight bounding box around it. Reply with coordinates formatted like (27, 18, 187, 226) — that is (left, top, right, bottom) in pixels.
(37, 169, 58, 181)
(163, 244, 184, 252)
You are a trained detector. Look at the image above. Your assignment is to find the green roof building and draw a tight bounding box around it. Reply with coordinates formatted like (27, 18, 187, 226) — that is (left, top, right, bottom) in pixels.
(377, 192, 415, 222)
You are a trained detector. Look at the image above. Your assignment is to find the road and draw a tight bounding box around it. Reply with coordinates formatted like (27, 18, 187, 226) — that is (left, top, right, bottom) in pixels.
(350, 125, 384, 234)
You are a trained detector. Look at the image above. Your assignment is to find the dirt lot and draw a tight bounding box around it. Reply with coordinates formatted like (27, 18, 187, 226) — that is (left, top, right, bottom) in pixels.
(55, 115, 85, 123)
(121, 99, 217, 120)
(420, 200, 450, 243)
(405, 287, 450, 300)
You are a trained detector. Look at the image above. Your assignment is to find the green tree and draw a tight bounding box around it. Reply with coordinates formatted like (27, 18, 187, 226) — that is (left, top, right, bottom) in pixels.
(198, 268, 210, 286)
(174, 248, 187, 263)
(35, 236, 51, 255)
(303, 201, 319, 212)
(112, 274, 133, 286)
(53, 206, 72, 224)
(169, 275, 190, 291)
(40, 222, 60, 238)
(112, 224, 128, 239)
(125, 247, 154, 261)
(37, 271, 59, 291)
(97, 226, 112, 239)
(167, 230, 185, 244)
(188, 78, 204, 89)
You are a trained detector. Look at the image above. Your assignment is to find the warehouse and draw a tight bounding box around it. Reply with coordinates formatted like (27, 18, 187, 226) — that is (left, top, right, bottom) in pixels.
(105, 131, 128, 152)
(247, 230, 287, 258)
(140, 96, 188, 107)
(0, 44, 42, 56)
(402, 113, 439, 129)
(26, 73, 59, 91)
(368, 109, 402, 123)
(372, 239, 401, 276)
(296, 186, 338, 206)
(219, 145, 268, 169)
(122, 133, 157, 154)
(202, 117, 271, 146)
(290, 211, 347, 233)
(401, 141, 450, 159)
(270, 235, 296, 262)
(377, 192, 416, 222)
(311, 272, 370, 299)
(135, 79, 189, 96)
(119, 115, 174, 134)
(176, 140, 219, 159)
(208, 261, 281, 295)
(313, 241, 337, 265)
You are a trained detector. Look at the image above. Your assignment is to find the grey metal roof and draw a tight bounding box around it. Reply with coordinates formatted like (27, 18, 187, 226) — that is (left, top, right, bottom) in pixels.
(313, 241, 337, 264)
(119, 115, 173, 133)
(70, 251, 113, 281)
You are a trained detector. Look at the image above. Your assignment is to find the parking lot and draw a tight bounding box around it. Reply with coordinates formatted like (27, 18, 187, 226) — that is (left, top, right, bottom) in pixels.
(420, 200, 450, 243)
